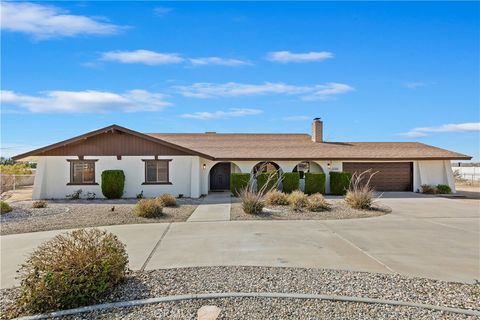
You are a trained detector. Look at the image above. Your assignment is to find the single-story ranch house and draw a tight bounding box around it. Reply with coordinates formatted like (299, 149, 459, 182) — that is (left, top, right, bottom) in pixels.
(13, 119, 471, 199)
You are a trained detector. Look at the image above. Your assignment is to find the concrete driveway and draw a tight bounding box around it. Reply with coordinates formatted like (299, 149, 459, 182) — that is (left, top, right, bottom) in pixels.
(1, 194, 479, 288)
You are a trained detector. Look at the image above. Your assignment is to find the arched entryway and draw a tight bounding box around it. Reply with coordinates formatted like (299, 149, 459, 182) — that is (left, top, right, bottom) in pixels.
(252, 161, 281, 175)
(209, 162, 241, 191)
(293, 161, 324, 191)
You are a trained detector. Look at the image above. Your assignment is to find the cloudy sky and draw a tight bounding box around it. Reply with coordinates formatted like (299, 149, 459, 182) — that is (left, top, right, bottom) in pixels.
(1, 1, 479, 160)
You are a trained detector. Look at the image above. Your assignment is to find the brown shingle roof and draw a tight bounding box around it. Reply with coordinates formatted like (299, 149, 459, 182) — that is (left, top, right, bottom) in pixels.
(147, 133, 471, 160)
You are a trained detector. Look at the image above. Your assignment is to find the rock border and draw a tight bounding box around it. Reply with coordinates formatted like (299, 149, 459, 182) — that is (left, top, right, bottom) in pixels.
(14, 292, 480, 319)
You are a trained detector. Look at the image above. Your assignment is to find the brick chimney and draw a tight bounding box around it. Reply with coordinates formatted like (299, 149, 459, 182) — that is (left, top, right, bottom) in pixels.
(311, 118, 323, 143)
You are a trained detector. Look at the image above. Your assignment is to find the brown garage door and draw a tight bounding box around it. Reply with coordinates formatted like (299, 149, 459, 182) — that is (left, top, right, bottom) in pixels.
(343, 162, 413, 191)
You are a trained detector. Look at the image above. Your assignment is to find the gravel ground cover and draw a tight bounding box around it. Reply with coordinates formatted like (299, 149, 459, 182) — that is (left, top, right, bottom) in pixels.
(231, 199, 390, 221)
(0, 199, 201, 235)
(1, 266, 477, 319)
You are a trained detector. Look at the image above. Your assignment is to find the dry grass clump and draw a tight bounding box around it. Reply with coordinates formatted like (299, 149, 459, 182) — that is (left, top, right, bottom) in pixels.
(345, 170, 378, 210)
(32, 200, 47, 208)
(135, 199, 164, 218)
(307, 193, 331, 212)
(14, 229, 128, 316)
(157, 193, 177, 207)
(288, 190, 308, 211)
(421, 184, 437, 194)
(264, 190, 289, 206)
(240, 190, 264, 214)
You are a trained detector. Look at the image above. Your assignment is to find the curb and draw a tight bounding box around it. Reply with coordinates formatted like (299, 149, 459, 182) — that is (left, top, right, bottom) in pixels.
(15, 292, 480, 319)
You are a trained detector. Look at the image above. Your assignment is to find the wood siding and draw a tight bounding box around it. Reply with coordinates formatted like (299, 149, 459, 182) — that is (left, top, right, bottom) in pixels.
(343, 162, 413, 191)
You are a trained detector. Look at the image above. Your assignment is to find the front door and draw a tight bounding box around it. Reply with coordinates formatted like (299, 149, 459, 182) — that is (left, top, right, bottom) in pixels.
(210, 163, 231, 190)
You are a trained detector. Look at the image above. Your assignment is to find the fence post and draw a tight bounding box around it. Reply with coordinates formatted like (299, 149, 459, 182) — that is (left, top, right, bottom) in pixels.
(13, 175, 16, 191)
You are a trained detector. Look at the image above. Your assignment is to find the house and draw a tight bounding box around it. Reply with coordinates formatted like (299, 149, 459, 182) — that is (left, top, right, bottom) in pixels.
(12, 119, 471, 199)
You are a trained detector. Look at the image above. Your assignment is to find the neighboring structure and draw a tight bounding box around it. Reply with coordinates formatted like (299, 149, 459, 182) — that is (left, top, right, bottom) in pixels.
(13, 119, 471, 199)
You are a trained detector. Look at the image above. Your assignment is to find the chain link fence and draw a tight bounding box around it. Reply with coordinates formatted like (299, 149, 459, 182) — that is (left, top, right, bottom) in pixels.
(0, 174, 36, 193)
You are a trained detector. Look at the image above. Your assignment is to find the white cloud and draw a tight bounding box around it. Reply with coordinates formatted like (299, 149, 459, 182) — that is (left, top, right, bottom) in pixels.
(267, 51, 334, 63)
(0, 89, 171, 113)
(401, 123, 480, 137)
(180, 108, 262, 120)
(101, 50, 184, 65)
(154, 7, 173, 17)
(189, 57, 251, 66)
(403, 81, 426, 89)
(0, 2, 124, 39)
(282, 115, 311, 121)
(175, 82, 354, 100)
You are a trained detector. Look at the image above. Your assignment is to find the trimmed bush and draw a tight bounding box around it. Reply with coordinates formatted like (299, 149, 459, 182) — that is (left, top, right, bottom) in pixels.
(265, 190, 289, 206)
(288, 190, 308, 211)
(16, 229, 128, 314)
(257, 172, 279, 194)
(307, 193, 331, 212)
(304, 173, 326, 195)
(0, 201, 12, 214)
(32, 200, 47, 209)
(330, 172, 352, 195)
(421, 184, 436, 194)
(230, 173, 250, 196)
(135, 199, 164, 218)
(282, 172, 300, 193)
(157, 193, 176, 207)
(101, 170, 125, 199)
(436, 184, 452, 194)
(240, 190, 264, 214)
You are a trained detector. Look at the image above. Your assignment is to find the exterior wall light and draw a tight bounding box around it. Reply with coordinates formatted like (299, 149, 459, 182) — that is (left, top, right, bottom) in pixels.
(327, 162, 331, 169)
(202, 164, 207, 170)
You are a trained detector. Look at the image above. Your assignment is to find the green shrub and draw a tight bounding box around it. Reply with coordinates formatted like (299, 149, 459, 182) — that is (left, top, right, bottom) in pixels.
(257, 172, 278, 194)
(135, 199, 164, 218)
(240, 190, 264, 214)
(32, 201, 47, 209)
(265, 190, 289, 206)
(282, 172, 300, 193)
(101, 170, 125, 199)
(0, 201, 12, 214)
(230, 173, 250, 196)
(157, 193, 176, 207)
(330, 172, 352, 195)
(436, 184, 452, 194)
(288, 190, 308, 211)
(304, 173, 326, 195)
(16, 229, 128, 314)
(307, 193, 331, 212)
(421, 184, 436, 194)
(0, 163, 32, 175)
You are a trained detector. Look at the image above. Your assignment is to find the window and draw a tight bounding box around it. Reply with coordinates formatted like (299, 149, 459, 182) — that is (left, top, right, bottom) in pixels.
(144, 160, 171, 184)
(68, 160, 97, 185)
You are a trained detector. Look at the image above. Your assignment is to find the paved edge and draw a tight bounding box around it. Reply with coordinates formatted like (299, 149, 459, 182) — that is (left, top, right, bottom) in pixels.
(14, 292, 480, 319)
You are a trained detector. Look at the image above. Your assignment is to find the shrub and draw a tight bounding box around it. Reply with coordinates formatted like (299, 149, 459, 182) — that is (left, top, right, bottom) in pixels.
(240, 190, 264, 214)
(135, 199, 164, 218)
(421, 184, 437, 194)
(304, 173, 326, 195)
(330, 172, 352, 195)
(282, 172, 300, 193)
(0, 201, 12, 214)
(307, 193, 331, 212)
(288, 190, 308, 211)
(345, 170, 376, 209)
(265, 190, 289, 206)
(158, 193, 176, 207)
(256, 172, 279, 194)
(436, 184, 452, 194)
(66, 189, 82, 200)
(0, 163, 32, 175)
(32, 201, 47, 209)
(230, 173, 250, 196)
(16, 229, 128, 314)
(101, 170, 125, 199)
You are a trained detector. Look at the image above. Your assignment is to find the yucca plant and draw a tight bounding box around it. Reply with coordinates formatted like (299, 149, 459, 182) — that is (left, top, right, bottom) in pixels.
(345, 169, 379, 210)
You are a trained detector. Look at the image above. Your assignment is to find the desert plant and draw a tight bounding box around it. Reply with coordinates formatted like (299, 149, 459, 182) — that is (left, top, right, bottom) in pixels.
(330, 172, 352, 195)
(256, 172, 279, 194)
(15, 229, 128, 314)
(304, 172, 326, 195)
(288, 190, 308, 211)
(282, 172, 300, 193)
(158, 193, 176, 207)
(264, 190, 289, 206)
(66, 189, 82, 200)
(345, 169, 377, 209)
(101, 170, 125, 199)
(240, 190, 264, 214)
(135, 199, 164, 218)
(0, 163, 32, 175)
(136, 191, 144, 199)
(1, 201, 12, 214)
(421, 184, 437, 194)
(86, 192, 96, 200)
(32, 200, 47, 208)
(307, 193, 331, 212)
(230, 173, 251, 196)
(436, 184, 452, 194)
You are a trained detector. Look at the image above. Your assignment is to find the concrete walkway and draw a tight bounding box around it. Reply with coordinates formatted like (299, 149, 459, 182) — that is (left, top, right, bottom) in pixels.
(187, 192, 231, 222)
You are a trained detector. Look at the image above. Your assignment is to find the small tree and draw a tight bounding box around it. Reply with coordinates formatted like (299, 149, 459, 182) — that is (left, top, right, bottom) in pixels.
(101, 170, 125, 199)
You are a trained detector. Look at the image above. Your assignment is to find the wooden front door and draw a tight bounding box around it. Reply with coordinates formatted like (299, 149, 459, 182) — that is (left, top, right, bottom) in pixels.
(210, 163, 231, 190)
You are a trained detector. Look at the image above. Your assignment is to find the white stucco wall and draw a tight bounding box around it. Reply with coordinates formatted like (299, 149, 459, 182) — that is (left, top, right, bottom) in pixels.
(33, 156, 201, 199)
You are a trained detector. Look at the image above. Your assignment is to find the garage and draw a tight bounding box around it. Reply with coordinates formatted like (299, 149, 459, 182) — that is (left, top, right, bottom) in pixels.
(343, 162, 413, 191)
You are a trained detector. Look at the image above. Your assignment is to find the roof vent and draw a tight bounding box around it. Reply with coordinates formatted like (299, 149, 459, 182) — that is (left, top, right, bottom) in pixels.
(205, 131, 217, 134)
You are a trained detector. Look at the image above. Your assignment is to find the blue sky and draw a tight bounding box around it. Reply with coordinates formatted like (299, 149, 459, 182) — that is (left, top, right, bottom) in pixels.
(1, 1, 479, 160)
